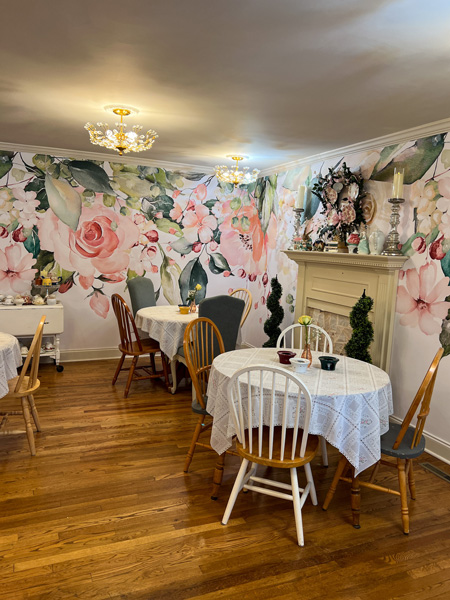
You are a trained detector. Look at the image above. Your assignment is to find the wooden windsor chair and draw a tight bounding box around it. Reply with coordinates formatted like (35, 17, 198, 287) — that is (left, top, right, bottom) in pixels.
(221, 365, 319, 546)
(0, 316, 45, 455)
(183, 317, 238, 499)
(323, 348, 444, 534)
(111, 294, 169, 398)
(229, 288, 252, 327)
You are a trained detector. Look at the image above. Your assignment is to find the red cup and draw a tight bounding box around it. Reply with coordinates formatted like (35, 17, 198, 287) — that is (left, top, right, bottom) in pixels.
(277, 350, 296, 365)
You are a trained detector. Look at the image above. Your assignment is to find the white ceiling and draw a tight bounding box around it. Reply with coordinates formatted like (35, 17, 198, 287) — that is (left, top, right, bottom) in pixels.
(1, 0, 450, 171)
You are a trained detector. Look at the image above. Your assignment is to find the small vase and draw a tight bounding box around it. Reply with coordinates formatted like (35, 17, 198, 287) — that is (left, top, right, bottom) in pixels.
(301, 343, 312, 367)
(189, 299, 197, 313)
(369, 229, 385, 255)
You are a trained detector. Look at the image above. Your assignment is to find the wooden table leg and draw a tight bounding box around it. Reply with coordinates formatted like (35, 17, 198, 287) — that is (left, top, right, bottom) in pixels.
(323, 454, 349, 510)
(211, 453, 226, 500)
(350, 468, 361, 529)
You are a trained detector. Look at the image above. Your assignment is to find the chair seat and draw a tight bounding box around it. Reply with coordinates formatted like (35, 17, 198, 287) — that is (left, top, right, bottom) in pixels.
(7, 376, 41, 397)
(237, 427, 319, 467)
(381, 423, 425, 459)
(192, 395, 209, 415)
(118, 338, 161, 356)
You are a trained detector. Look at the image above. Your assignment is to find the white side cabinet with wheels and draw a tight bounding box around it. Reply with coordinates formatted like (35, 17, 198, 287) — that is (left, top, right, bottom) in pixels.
(0, 303, 64, 371)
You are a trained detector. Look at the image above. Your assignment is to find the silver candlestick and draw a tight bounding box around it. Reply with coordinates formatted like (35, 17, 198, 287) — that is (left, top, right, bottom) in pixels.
(289, 208, 304, 250)
(382, 197, 404, 256)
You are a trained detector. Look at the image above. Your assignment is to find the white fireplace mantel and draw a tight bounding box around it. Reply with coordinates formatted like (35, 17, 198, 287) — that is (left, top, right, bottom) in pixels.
(282, 250, 408, 372)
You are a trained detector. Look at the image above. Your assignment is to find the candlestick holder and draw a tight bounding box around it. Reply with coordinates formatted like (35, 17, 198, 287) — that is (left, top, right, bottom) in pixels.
(289, 208, 304, 250)
(381, 197, 404, 256)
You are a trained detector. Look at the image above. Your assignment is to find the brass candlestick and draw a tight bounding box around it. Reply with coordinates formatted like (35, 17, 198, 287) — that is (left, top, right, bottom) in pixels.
(382, 197, 404, 256)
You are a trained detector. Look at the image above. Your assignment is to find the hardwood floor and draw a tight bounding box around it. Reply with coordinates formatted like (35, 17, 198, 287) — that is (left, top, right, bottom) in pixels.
(1, 359, 450, 599)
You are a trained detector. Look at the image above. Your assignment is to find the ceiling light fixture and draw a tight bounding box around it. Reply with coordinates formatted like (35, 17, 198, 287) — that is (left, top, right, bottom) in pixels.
(214, 155, 260, 186)
(84, 107, 158, 156)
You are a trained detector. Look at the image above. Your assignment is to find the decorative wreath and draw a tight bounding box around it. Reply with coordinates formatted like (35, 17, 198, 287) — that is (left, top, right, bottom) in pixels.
(312, 162, 365, 239)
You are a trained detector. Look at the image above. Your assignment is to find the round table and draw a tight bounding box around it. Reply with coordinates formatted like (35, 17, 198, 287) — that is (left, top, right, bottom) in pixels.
(135, 305, 197, 361)
(0, 333, 22, 399)
(207, 347, 393, 476)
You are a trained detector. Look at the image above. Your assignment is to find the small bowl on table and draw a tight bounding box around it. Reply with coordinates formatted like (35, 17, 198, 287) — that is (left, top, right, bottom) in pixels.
(318, 356, 339, 371)
(290, 357, 310, 374)
(178, 305, 190, 315)
(277, 350, 296, 365)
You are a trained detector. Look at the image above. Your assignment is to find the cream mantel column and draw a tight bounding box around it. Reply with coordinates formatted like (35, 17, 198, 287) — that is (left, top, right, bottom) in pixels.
(282, 251, 407, 373)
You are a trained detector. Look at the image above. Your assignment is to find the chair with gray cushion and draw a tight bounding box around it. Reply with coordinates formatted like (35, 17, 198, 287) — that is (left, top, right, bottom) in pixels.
(323, 347, 444, 534)
(128, 276, 156, 316)
(198, 295, 245, 352)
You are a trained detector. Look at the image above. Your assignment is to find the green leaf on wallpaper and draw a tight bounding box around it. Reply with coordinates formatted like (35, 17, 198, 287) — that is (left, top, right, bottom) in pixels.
(154, 195, 175, 218)
(205, 199, 218, 210)
(23, 226, 40, 259)
(182, 172, 206, 181)
(208, 252, 231, 275)
(0, 151, 14, 179)
(441, 149, 450, 169)
(371, 134, 446, 184)
(304, 177, 321, 221)
(7, 219, 19, 233)
(103, 194, 116, 208)
(440, 250, 450, 279)
(230, 197, 241, 210)
(68, 161, 114, 194)
(25, 178, 49, 211)
(120, 206, 129, 216)
(400, 232, 425, 257)
(33, 250, 55, 274)
(159, 245, 182, 305)
(145, 168, 176, 191)
(170, 237, 193, 255)
(426, 226, 440, 246)
(155, 218, 183, 237)
(259, 175, 277, 235)
(282, 166, 303, 192)
(114, 172, 152, 197)
(125, 196, 142, 210)
(45, 175, 82, 231)
(179, 258, 207, 304)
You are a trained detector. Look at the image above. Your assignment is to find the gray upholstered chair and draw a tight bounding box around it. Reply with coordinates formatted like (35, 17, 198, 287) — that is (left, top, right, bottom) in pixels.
(198, 295, 245, 352)
(127, 276, 156, 316)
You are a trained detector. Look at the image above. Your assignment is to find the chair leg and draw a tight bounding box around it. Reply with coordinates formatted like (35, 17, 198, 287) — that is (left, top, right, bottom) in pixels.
(27, 395, 41, 432)
(350, 469, 361, 529)
(369, 460, 381, 483)
(222, 458, 249, 525)
(304, 462, 317, 505)
(323, 454, 349, 510)
(161, 354, 170, 388)
(184, 415, 205, 472)
(112, 353, 125, 385)
(211, 453, 226, 500)
(124, 356, 137, 398)
(149, 352, 156, 374)
(170, 359, 178, 395)
(21, 397, 36, 456)
(397, 458, 410, 535)
(319, 436, 328, 467)
(407, 459, 416, 500)
(290, 467, 305, 546)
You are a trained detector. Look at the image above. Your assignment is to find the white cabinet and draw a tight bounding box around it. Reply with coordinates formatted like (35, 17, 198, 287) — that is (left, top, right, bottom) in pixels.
(0, 303, 64, 371)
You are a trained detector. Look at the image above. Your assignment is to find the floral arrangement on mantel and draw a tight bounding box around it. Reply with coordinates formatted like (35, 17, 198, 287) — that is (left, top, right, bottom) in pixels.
(312, 162, 366, 243)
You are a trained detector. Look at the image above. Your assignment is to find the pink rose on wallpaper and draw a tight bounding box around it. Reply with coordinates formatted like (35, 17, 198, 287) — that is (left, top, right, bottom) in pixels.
(0, 244, 37, 294)
(182, 204, 217, 243)
(89, 291, 109, 319)
(38, 206, 139, 279)
(396, 262, 450, 335)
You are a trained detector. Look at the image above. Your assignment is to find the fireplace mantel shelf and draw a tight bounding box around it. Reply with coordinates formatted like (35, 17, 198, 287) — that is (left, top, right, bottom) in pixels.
(283, 250, 407, 270)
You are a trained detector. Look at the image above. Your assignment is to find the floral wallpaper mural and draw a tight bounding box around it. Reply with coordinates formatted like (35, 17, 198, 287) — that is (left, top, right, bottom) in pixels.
(0, 151, 281, 348)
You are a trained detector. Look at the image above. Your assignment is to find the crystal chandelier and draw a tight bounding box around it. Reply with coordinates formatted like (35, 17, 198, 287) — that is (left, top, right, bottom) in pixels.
(214, 155, 260, 186)
(84, 107, 158, 156)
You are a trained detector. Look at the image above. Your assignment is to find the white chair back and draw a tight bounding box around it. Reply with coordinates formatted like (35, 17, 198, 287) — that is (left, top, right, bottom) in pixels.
(277, 324, 333, 353)
(227, 365, 313, 461)
(229, 288, 252, 326)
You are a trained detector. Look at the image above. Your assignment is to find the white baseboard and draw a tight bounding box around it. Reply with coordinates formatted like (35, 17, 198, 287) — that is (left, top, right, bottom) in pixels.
(60, 347, 122, 362)
(390, 416, 450, 465)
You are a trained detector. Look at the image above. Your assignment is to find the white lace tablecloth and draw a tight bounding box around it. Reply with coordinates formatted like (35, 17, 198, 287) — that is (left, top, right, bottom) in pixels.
(0, 332, 21, 399)
(135, 306, 198, 360)
(207, 348, 393, 476)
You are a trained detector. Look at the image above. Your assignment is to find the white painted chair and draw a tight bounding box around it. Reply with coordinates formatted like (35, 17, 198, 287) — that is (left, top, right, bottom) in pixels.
(276, 323, 333, 353)
(221, 365, 319, 546)
(277, 323, 333, 467)
(229, 288, 252, 327)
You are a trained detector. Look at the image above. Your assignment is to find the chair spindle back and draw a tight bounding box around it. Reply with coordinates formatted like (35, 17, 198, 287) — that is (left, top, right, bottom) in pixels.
(393, 347, 444, 450)
(183, 318, 225, 410)
(112, 294, 143, 353)
(228, 366, 313, 461)
(14, 316, 45, 393)
(229, 288, 252, 326)
(277, 324, 333, 353)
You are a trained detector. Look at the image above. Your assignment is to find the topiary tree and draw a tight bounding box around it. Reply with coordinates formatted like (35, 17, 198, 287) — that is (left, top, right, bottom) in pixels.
(344, 290, 374, 363)
(263, 276, 284, 347)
